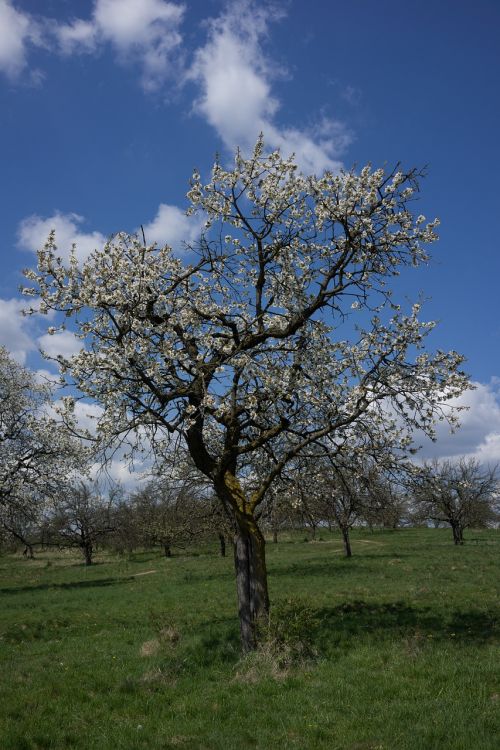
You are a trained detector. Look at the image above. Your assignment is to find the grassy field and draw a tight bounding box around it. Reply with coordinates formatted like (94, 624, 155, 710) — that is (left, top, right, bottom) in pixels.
(0, 528, 498, 750)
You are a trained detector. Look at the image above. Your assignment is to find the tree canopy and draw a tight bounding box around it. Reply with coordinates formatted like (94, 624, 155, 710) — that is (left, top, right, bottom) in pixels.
(24, 139, 469, 649)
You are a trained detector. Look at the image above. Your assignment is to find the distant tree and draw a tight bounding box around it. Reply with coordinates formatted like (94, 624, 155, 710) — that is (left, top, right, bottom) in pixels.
(131, 476, 205, 557)
(26, 139, 469, 650)
(198, 493, 234, 556)
(411, 458, 499, 544)
(318, 465, 366, 557)
(259, 482, 297, 543)
(0, 346, 85, 552)
(286, 422, 413, 554)
(361, 471, 409, 531)
(108, 497, 142, 555)
(0, 504, 40, 558)
(50, 482, 116, 564)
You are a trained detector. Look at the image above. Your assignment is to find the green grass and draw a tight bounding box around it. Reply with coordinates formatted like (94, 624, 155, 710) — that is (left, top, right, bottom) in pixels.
(0, 528, 498, 749)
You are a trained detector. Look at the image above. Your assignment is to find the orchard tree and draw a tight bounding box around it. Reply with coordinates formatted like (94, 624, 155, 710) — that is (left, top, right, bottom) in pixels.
(315, 462, 367, 557)
(0, 346, 85, 533)
(362, 472, 409, 530)
(50, 481, 116, 565)
(131, 476, 205, 557)
(289, 425, 410, 555)
(0, 503, 40, 558)
(24, 139, 468, 650)
(411, 458, 499, 544)
(259, 482, 298, 543)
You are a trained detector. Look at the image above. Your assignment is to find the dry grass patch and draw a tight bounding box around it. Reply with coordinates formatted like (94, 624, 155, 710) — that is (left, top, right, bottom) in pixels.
(140, 638, 160, 657)
(140, 667, 175, 688)
(158, 625, 180, 644)
(232, 641, 310, 683)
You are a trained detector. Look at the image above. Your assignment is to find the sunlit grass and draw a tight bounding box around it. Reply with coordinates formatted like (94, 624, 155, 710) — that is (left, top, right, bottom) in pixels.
(0, 528, 498, 749)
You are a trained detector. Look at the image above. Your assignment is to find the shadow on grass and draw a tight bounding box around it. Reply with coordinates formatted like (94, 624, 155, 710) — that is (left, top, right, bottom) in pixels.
(148, 600, 498, 680)
(313, 600, 498, 649)
(268, 559, 379, 579)
(0, 576, 133, 595)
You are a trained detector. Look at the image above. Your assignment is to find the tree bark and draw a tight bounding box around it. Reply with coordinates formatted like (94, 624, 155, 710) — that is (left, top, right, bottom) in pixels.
(163, 543, 172, 557)
(341, 526, 352, 557)
(272, 528, 278, 544)
(233, 514, 270, 652)
(83, 543, 93, 565)
(218, 532, 226, 557)
(451, 523, 464, 545)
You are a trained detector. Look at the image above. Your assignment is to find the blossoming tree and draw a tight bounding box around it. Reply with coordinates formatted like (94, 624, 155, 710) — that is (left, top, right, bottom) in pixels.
(24, 139, 468, 650)
(0, 346, 84, 552)
(411, 458, 499, 544)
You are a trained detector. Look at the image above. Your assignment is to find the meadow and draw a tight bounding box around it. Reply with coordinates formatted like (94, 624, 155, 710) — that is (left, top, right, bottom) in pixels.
(0, 528, 498, 750)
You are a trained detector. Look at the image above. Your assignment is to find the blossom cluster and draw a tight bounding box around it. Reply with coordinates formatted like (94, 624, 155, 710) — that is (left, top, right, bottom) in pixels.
(23, 139, 469, 512)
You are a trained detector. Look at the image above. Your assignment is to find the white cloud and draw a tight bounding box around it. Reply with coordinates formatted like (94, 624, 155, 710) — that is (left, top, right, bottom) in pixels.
(34, 368, 61, 386)
(18, 203, 202, 260)
(0, 0, 46, 79)
(419, 380, 500, 465)
(18, 211, 106, 262)
(56, 0, 185, 90)
(187, 1, 351, 173)
(1, 0, 184, 89)
(72, 401, 105, 436)
(0, 0, 30, 78)
(38, 330, 82, 360)
(93, 457, 148, 490)
(142, 203, 203, 250)
(56, 19, 96, 55)
(0, 297, 35, 363)
(470, 431, 500, 465)
(2, 1, 350, 172)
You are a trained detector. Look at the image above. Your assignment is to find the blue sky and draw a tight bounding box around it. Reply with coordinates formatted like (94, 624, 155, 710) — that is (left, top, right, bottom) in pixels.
(1, 0, 499, 473)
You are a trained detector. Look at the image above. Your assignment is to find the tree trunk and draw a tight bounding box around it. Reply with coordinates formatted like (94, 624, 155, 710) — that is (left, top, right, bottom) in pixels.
(341, 526, 352, 557)
(22, 544, 34, 559)
(84, 543, 93, 565)
(272, 528, 278, 544)
(233, 514, 270, 653)
(218, 532, 226, 557)
(309, 521, 317, 540)
(163, 543, 172, 557)
(451, 523, 464, 545)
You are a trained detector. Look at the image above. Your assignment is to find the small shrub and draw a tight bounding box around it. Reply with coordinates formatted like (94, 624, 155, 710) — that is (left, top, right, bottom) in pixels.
(259, 597, 318, 660)
(234, 598, 319, 682)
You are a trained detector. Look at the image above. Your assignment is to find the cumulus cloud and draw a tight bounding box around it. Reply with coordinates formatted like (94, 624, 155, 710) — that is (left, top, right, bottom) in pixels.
(92, 457, 149, 490)
(2, 1, 350, 171)
(187, 1, 351, 173)
(17, 203, 203, 260)
(18, 211, 106, 262)
(418, 380, 500, 465)
(34, 368, 61, 386)
(0, 0, 46, 80)
(0, 297, 35, 363)
(1, 0, 184, 89)
(38, 330, 82, 360)
(142, 203, 204, 250)
(56, 18, 96, 55)
(71, 401, 105, 436)
(55, 0, 185, 90)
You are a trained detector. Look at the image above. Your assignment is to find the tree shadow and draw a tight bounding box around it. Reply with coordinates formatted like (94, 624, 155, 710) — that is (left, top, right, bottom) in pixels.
(313, 600, 498, 649)
(0, 576, 133, 595)
(268, 559, 374, 579)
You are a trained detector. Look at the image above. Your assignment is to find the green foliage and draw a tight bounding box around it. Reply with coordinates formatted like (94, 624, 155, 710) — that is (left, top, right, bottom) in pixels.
(0, 529, 498, 749)
(261, 596, 319, 660)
